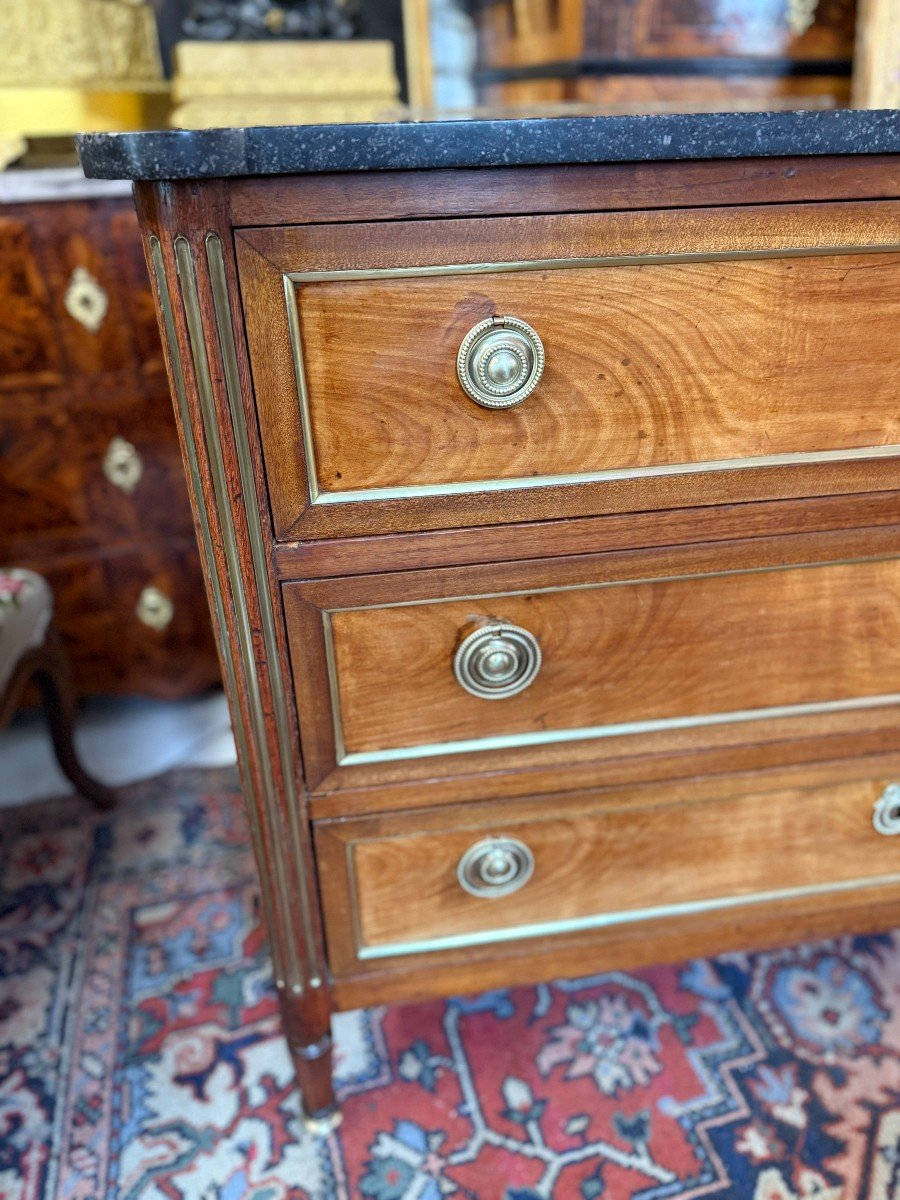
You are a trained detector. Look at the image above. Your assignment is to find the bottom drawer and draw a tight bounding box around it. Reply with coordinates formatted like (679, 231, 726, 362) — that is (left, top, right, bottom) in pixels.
(316, 769, 900, 974)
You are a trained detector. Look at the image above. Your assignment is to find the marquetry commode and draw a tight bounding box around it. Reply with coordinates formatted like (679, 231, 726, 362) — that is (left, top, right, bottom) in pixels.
(79, 110, 900, 1128)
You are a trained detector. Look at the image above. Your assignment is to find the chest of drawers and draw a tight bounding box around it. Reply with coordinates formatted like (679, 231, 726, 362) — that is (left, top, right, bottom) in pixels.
(80, 109, 900, 1130)
(0, 170, 219, 699)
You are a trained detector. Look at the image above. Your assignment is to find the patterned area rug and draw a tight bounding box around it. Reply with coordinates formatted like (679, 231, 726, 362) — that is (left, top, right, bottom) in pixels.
(3, 768, 900, 1199)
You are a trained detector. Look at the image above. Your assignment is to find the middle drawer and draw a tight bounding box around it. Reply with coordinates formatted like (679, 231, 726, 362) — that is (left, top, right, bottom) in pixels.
(283, 531, 900, 795)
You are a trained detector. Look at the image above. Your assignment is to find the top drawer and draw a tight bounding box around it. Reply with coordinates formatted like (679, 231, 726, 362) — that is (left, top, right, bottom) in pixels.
(237, 201, 900, 541)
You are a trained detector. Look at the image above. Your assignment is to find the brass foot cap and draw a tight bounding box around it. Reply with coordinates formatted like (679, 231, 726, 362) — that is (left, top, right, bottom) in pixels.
(303, 1105, 342, 1137)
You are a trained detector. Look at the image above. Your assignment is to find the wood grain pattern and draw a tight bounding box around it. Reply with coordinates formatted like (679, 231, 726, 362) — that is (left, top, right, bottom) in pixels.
(853, 0, 900, 108)
(227, 157, 900, 228)
(239, 199, 900, 540)
(20, 542, 218, 701)
(329, 880, 900, 1010)
(854, 0, 900, 109)
(0, 216, 62, 390)
(328, 557, 900, 757)
(316, 766, 900, 974)
(244, 199, 900, 276)
(273, 490, 900, 581)
(309, 723, 900, 820)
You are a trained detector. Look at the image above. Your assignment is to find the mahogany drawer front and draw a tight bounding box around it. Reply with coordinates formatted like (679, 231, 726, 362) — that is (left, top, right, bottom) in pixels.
(284, 547, 900, 789)
(315, 772, 900, 972)
(238, 200, 900, 540)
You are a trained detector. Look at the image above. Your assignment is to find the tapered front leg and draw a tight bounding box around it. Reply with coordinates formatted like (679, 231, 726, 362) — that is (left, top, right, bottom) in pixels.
(281, 987, 339, 1132)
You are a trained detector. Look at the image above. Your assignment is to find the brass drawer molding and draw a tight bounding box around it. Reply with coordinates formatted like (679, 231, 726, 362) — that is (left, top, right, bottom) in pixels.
(358, 872, 900, 961)
(873, 785, 900, 834)
(453, 621, 542, 699)
(103, 436, 143, 494)
(456, 315, 544, 409)
(135, 584, 174, 630)
(121, 142, 900, 1129)
(458, 836, 535, 898)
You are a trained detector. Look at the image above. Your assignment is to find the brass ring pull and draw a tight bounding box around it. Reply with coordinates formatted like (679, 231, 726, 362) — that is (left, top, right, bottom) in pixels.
(457, 315, 545, 409)
(136, 585, 174, 631)
(873, 785, 900, 835)
(458, 836, 535, 898)
(453, 621, 541, 700)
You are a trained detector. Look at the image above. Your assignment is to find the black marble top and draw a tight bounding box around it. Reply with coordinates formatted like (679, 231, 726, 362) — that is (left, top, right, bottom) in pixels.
(77, 109, 900, 182)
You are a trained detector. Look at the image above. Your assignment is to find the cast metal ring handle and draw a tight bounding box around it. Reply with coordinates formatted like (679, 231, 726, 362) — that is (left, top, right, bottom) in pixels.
(873, 784, 900, 835)
(456, 315, 545, 409)
(136, 585, 175, 631)
(458, 836, 535, 898)
(453, 622, 542, 700)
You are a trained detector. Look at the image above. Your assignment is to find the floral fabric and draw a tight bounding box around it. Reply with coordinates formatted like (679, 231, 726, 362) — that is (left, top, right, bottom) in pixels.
(0, 568, 51, 690)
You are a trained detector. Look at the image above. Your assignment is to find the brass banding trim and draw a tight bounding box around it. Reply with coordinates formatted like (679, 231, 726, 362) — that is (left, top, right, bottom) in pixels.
(342, 693, 900, 766)
(287, 243, 900, 287)
(148, 236, 287, 989)
(308, 447, 900, 507)
(321, 611, 348, 765)
(206, 233, 322, 988)
(175, 235, 310, 993)
(284, 242, 900, 507)
(355, 872, 900, 960)
(295, 1032, 333, 1060)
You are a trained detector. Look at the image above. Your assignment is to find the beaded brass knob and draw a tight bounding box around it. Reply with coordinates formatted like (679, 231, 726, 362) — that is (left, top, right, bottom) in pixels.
(453, 622, 541, 700)
(457, 316, 545, 409)
(458, 836, 535, 898)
